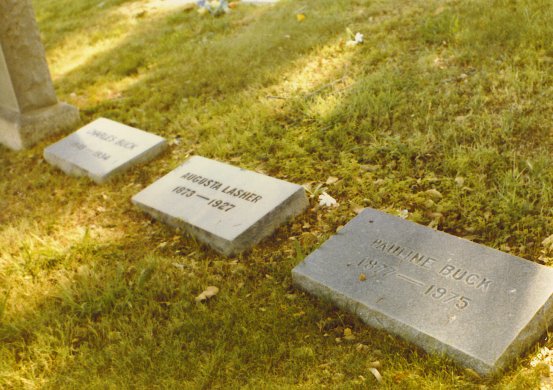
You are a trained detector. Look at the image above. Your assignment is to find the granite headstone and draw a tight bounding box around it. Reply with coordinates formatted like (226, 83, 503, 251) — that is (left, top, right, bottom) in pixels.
(132, 156, 308, 256)
(44, 118, 167, 183)
(292, 208, 553, 376)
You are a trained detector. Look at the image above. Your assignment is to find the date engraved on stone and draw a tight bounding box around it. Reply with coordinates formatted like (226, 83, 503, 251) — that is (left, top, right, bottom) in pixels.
(207, 199, 236, 212)
(357, 258, 397, 277)
(132, 156, 308, 256)
(424, 284, 471, 310)
(44, 118, 166, 183)
(172, 186, 196, 197)
(292, 208, 553, 376)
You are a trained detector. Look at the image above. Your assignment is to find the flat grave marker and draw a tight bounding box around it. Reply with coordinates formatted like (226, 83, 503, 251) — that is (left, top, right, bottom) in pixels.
(132, 156, 308, 256)
(44, 118, 167, 184)
(292, 208, 553, 376)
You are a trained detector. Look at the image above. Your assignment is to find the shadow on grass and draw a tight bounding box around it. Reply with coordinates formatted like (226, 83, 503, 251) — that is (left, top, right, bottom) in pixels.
(1, 0, 552, 388)
(1, 228, 483, 388)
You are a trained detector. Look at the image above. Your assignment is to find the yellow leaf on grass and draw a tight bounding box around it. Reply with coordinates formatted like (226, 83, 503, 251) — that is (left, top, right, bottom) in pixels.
(425, 189, 443, 200)
(195, 286, 219, 302)
(296, 13, 306, 22)
(344, 328, 356, 341)
(326, 176, 339, 185)
(369, 367, 383, 383)
(351, 203, 365, 214)
(543, 234, 553, 252)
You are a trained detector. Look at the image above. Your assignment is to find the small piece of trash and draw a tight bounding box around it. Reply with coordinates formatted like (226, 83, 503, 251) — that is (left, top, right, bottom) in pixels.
(195, 286, 219, 302)
(398, 209, 409, 219)
(319, 192, 338, 207)
(369, 367, 383, 383)
(346, 29, 364, 47)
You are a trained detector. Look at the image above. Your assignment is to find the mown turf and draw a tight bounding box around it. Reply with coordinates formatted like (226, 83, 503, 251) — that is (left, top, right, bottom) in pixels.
(1, 0, 552, 388)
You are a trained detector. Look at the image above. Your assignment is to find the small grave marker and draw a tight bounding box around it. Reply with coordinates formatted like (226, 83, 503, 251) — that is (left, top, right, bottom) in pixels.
(292, 208, 553, 376)
(43, 118, 167, 183)
(132, 156, 308, 256)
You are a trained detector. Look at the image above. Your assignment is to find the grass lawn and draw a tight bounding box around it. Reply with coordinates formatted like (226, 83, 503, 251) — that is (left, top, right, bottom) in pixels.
(1, 0, 553, 387)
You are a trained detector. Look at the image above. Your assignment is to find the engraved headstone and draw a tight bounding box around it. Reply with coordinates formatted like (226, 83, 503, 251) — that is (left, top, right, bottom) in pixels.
(43, 118, 167, 183)
(132, 156, 308, 256)
(0, 0, 79, 150)
(292, 208, 553, 376)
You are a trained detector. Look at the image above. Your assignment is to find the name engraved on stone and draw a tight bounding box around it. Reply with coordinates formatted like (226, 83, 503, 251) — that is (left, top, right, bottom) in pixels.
(292, 208, 553, 376)
(132, 156, 308, 256)
(43, 118, 166, 183)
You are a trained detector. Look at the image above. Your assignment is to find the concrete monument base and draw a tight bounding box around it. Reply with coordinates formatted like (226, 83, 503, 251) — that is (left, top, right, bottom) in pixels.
(0, 0, 80, 151)
(0, 103, 79, 150)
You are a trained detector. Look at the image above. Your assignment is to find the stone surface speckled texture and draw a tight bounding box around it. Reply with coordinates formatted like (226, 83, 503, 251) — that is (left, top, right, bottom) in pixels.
(292, 208, 553, 376)
(44, 118, 167, 183)
(0, 0, 79, 150)
(133, 156, 309, 256)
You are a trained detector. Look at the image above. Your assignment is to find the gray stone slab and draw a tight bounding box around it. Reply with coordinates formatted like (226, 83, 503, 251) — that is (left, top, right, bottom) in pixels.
(132, 156, 308, 256)
(43, 118, 167, 183)
(292, 208, 553, 376)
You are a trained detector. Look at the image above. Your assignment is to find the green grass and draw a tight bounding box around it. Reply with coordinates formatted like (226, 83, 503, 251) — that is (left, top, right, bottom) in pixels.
(1, 0, 552, 387)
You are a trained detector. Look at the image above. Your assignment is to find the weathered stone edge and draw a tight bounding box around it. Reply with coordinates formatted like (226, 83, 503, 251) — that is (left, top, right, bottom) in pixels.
(43, 148, 89, 179)
(494, 293, 553, 373)
(229, 187, 309, 255)
(132, 186, 308, 256)
(131, 195, 235, 255)
(44, 137, 167, 184)
(98, 138, 168, 183)
(291, 267, 497, 376)
(0, 102, 79, 150)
